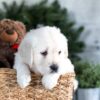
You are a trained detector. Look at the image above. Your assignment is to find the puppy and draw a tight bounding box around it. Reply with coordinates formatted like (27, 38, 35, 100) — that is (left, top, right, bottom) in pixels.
(13, 26, 78, 90)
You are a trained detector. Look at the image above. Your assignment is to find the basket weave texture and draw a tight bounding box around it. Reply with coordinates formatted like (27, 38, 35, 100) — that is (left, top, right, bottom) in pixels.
(0, 68, 75, 100)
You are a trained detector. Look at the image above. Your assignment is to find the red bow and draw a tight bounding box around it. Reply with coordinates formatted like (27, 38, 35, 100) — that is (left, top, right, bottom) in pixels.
(11, 44, 19, 51)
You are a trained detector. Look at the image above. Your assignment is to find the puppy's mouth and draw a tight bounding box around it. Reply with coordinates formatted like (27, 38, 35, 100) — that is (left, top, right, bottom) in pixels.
(50, 70, 58, 73)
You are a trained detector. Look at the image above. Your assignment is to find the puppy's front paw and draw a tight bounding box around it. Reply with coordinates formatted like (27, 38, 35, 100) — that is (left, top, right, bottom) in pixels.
(74, 79, 78, 91)
(42, 76, 57, 90)
(17, 75, 31, 88)
(42, 74, 60, 90)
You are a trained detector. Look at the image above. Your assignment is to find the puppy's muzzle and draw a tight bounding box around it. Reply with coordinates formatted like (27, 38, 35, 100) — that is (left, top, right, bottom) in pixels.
(50, 64, 58, 73)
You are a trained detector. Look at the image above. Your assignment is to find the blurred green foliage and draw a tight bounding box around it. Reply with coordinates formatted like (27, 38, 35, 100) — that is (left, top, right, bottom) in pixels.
(75, 62, 100, 88)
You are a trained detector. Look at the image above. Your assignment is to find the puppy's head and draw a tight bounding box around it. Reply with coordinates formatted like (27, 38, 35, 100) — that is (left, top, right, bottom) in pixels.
(20, 26, 72, 75)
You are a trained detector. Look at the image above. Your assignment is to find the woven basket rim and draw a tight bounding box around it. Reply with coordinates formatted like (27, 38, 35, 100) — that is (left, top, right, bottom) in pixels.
(0, 68, 75, 78)
(0, 68, 16, 74)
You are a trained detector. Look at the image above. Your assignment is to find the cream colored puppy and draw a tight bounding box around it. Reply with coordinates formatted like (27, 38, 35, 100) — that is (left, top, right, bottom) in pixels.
(14, 26, 78, 90)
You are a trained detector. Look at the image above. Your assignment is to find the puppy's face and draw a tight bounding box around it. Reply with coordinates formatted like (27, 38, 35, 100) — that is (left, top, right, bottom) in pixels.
(30, 27, 69, 75)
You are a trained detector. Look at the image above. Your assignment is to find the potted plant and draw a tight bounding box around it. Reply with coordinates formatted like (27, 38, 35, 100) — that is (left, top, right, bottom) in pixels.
(74, 62, 100, 100)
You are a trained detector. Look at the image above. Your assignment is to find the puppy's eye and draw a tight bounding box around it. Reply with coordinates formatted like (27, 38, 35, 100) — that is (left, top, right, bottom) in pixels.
(41, 50, 48, 56)
(58, 51, 61, 54)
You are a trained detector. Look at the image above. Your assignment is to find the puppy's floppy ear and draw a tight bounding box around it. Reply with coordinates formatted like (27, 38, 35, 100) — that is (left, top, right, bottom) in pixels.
(19, 39, 33, 67)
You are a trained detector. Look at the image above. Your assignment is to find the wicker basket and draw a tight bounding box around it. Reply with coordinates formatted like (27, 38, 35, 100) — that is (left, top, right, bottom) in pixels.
(0, 68, 75, 100)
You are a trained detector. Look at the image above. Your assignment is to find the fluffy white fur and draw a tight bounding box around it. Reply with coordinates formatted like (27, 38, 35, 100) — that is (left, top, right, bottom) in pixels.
(13, 26, 78, 90)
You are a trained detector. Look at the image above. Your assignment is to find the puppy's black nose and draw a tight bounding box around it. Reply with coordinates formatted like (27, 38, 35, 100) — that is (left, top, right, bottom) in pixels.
(50, 64, 58, 73)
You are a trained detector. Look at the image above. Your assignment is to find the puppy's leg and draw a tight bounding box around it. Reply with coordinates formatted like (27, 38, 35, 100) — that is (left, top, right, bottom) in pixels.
(14, 55, 31, 88)
(73, 79, 78, 91)
(42, 73, 60, 90)
(16, 64, 31, 88)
